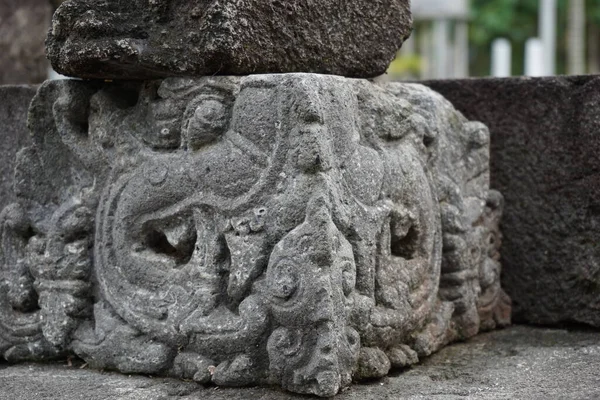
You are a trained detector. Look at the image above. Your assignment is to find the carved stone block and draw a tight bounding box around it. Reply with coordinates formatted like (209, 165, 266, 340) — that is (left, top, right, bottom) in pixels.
(0, 74, 509, 397)
(0, 85, 36, 212)
(46, 0, 412, 80)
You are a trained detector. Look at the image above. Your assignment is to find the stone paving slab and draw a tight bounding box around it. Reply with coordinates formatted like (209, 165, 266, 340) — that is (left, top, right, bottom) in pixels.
(1, 325, 599, 399)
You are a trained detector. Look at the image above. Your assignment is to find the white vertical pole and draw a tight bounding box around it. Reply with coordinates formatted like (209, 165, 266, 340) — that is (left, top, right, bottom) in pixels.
(539, 0, 557, 75)
(525, 38, 545, 76)
(419, 22, 432, 79)
(491, 38, 512, 77)
(402, 30, 416, 56)
(433, 19, 450, 79)
(568, 0, 586, 75)
(454, 21, 469, 78)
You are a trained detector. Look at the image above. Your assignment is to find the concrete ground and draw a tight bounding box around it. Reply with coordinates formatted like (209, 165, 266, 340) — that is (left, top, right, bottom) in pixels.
(1, 325, 599, 400)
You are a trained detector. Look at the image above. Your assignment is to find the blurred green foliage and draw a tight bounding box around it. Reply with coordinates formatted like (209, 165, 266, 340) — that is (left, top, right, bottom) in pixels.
(470, 0, 600, 76)
(590, 0, 600, 22)
(387, 54, 422, 78)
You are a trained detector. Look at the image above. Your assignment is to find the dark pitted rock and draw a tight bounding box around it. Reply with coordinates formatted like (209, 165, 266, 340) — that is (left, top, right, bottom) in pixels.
(0, 74, 508, 396)
(0, 0, 52, 84)
(424, 76, 600, 328)
(0, 86, 36, 212)
(46, 0, 412, 80)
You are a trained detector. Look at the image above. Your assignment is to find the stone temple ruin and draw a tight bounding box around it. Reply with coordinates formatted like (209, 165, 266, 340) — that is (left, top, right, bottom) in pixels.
(0, 1, 511, 397)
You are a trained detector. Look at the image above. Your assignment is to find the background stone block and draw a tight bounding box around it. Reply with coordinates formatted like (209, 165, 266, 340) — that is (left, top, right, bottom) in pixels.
(0, 85, 36, 212)
(424, 76, 600, 327)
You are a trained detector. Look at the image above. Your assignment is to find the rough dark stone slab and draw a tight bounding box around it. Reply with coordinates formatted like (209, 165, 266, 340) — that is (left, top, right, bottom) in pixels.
(0, 86, 36, 212)
(46, 0, 412, 80)
(0, 0, 52, 84)
(423, 76, 600, 327)
(1, 326, 599, 399)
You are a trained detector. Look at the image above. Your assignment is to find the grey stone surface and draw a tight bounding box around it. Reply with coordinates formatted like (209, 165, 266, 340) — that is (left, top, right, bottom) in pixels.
(424, 76, 600, 328)
(0, 85, 36, 212)
(46, 0, 412, 80)
(0, 0, 52, 84)
(0, 74, 508, 396)
(1, 326, 600, 399)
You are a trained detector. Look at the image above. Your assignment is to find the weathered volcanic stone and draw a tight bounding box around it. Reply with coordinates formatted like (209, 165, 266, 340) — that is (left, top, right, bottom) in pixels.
(0, 86, 36, 212)
(424, 76, 600, 327)
(46, 0, 412, 80)
(0, 0, 52, 84)
(0, 74, 508, 397)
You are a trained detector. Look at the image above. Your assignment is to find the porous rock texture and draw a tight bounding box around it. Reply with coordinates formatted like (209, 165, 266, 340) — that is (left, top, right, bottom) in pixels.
(46, 0, 412, 80)
(0, 86, 36, 212)
(424, 76, 600, 327)
(0, 74, 509, 397)
(0, 0, 53, 84)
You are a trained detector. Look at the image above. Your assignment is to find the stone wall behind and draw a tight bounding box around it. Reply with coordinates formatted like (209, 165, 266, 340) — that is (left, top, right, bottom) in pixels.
(0, 0, 53, 84)
(424, 76, 600, 327)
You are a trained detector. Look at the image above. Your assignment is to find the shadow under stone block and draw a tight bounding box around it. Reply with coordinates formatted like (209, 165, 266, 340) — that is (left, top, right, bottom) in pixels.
(424, 76, 600, 328)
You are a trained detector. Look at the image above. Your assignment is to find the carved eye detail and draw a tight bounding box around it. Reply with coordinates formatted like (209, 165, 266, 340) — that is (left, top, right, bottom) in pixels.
(269, 261, 299, 300)
(390, 208, 420, 260)
(346, 327, 360, 349)
(184, 98, 229, 150)
(141, 216, 197, 266)
(145, 99, 183, 150)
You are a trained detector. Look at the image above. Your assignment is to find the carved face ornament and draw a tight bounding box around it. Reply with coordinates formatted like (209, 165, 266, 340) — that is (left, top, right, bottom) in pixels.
(0, 74, 508, 397)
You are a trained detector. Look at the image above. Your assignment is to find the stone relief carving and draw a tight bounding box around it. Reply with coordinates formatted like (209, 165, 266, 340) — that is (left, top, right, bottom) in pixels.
(0, 74, 510, 397)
